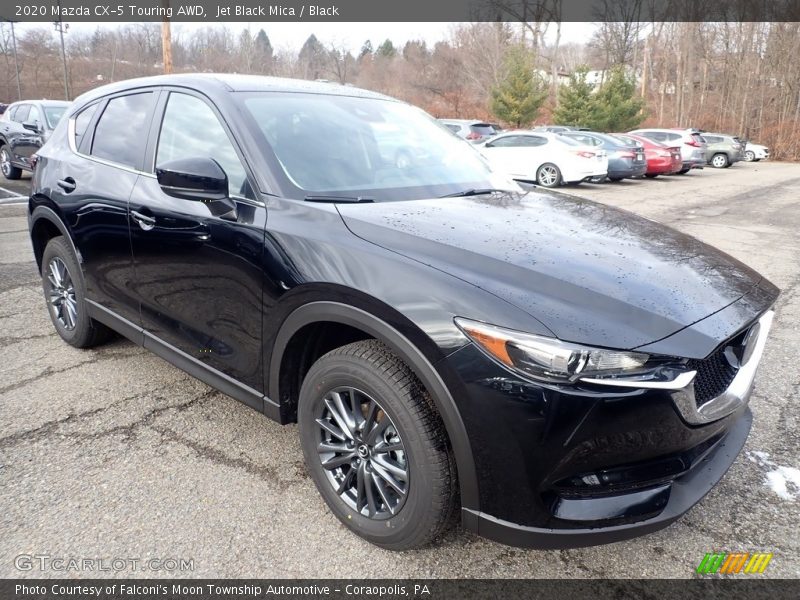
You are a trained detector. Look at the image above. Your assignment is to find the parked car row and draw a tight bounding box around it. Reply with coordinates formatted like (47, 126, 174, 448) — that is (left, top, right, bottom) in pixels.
(438, 120, 768, 188)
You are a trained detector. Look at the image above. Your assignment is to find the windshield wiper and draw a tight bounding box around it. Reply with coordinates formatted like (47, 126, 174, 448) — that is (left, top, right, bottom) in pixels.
(439, 188, 503, 198)
(304, 195, 375, 203)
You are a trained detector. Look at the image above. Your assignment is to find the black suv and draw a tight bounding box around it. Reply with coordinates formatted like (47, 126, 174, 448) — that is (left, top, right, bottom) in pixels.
(1, 99, 69, 179)
(28, 75, 778, 550)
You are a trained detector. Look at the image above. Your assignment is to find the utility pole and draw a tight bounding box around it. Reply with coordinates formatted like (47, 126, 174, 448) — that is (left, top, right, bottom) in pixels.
(161, 0, 173, 74)
(6, 21, 22, 100)
(641, 35, 648, 99)
(54, 0, 69, 100)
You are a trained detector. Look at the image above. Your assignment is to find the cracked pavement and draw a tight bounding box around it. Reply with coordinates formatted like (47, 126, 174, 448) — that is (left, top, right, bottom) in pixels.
(1, 163, 799, 578)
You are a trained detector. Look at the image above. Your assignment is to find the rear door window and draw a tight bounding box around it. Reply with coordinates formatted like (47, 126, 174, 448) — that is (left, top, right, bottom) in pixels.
(520, 135, 548, 147)
(28, 105, 41, 126)
(91, 92, 154, 169)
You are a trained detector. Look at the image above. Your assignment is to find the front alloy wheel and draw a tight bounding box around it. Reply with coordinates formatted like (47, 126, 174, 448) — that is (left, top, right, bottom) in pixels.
(316, 386, 408, 518)
(298, 340, 457, 550)
(745, 150, 755, 162)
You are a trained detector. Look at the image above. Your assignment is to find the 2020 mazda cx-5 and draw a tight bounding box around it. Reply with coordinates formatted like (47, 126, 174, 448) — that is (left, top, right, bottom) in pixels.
(28, 75, 778, 550)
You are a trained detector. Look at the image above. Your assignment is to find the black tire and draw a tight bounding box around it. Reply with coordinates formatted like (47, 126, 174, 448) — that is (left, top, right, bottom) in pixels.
(535, 163, 562, 188)
(608, 177, 624, 182)
(0, 145, 22, 180)
(710, 153, 729, 168)
(298, 339, 457, 550)
(41, 236, 112, 348)
(645, 173, 658, 178)
(677, 167, 690, 175)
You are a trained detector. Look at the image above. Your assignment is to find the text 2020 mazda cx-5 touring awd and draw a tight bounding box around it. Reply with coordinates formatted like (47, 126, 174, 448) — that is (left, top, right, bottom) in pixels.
(28, 75, 778, 550)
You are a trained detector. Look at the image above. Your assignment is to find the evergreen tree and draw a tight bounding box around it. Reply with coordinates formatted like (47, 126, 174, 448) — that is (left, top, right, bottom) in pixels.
(299, 34, 327, 79)
(592, 66, 646, 131)
(490, 46, 547, 128)
(376, 39, 397, 59)
(553, 66, 600, 128)
(254, 29, 273, 62)
(359, 40, 373, 60)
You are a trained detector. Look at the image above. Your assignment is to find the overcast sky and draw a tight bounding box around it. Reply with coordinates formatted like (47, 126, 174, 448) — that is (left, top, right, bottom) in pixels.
(16, 21, 597, 53)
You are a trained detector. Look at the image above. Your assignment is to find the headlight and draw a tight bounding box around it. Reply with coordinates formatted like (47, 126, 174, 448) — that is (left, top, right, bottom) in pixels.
(455, 318, 650, 384)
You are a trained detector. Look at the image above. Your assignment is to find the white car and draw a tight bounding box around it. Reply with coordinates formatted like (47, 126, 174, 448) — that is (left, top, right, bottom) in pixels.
(745, 142, 769, 162)
(476, 131, 608, 187)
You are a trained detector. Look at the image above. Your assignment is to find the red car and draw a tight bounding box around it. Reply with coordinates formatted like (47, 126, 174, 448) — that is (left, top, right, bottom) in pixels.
(612, 133, 682, 177)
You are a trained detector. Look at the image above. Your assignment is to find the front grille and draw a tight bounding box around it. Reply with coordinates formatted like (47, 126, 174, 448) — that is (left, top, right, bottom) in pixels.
(687, 346, 738, 407)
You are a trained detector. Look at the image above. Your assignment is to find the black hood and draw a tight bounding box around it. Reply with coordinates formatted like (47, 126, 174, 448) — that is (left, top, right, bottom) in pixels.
(337, 191, 764, 350)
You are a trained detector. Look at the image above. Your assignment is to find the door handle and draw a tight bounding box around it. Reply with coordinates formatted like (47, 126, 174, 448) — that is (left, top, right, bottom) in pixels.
(131, 209, 156, 231)
(56, 177, 76, 193)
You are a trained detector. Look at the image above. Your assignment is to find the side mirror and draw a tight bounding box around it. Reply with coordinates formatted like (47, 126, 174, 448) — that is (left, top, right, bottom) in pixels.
(23, 120, 42, 133)
(156, 157, 237, 220)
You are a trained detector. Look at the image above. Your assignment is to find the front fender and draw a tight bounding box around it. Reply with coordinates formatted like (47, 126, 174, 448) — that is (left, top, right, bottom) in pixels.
(269, 299, 479, 510)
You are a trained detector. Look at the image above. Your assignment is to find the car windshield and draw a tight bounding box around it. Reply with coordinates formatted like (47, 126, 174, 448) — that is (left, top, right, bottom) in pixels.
(43, 106, 66, 129)
(238, 92, 513, 201)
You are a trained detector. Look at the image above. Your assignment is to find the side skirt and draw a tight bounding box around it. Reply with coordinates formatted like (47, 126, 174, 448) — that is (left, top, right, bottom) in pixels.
(86, 299, 281, 422)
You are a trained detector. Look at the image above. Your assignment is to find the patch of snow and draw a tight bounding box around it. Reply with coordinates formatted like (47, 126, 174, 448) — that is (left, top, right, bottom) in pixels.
(747, 450, 800, 501)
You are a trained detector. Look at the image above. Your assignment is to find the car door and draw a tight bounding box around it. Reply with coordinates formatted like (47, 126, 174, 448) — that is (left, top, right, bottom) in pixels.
(6, 103, 29, 164)
(513, 134, 551, 177)
(14, 104, 44, 167)
(129, 89, 266, 392)
(480, 135, 525, 175)
(56, 91, 156, 326)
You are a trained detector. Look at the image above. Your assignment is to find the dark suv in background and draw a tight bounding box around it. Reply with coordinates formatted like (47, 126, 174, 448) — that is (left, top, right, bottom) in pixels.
(1, 99, 69, 179)
(702, 133, 745, 168)
(28, 75, 778, 550)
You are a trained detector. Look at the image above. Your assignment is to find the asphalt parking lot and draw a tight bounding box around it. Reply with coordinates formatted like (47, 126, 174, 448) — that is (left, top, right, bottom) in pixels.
(1, 162, 799, 578)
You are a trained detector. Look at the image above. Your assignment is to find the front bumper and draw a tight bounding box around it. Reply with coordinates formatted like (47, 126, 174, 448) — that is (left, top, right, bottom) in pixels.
(462, 408, 751, 548)
(442, 284, 777, 548)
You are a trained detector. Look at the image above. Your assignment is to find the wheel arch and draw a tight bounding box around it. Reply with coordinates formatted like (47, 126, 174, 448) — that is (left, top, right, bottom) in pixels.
(29, 204, 80, 272)
(269, 300, 479, 510)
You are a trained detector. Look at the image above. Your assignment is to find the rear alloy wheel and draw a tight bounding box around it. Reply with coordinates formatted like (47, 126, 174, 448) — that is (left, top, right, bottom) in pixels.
(0, 146, 22, 180)
(745, 150, 756, 162)
(41, 236, 111, 348)
(298, 340, 457, 550)
(711, 153, 729, 168)
(536, 163, 562, 188)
